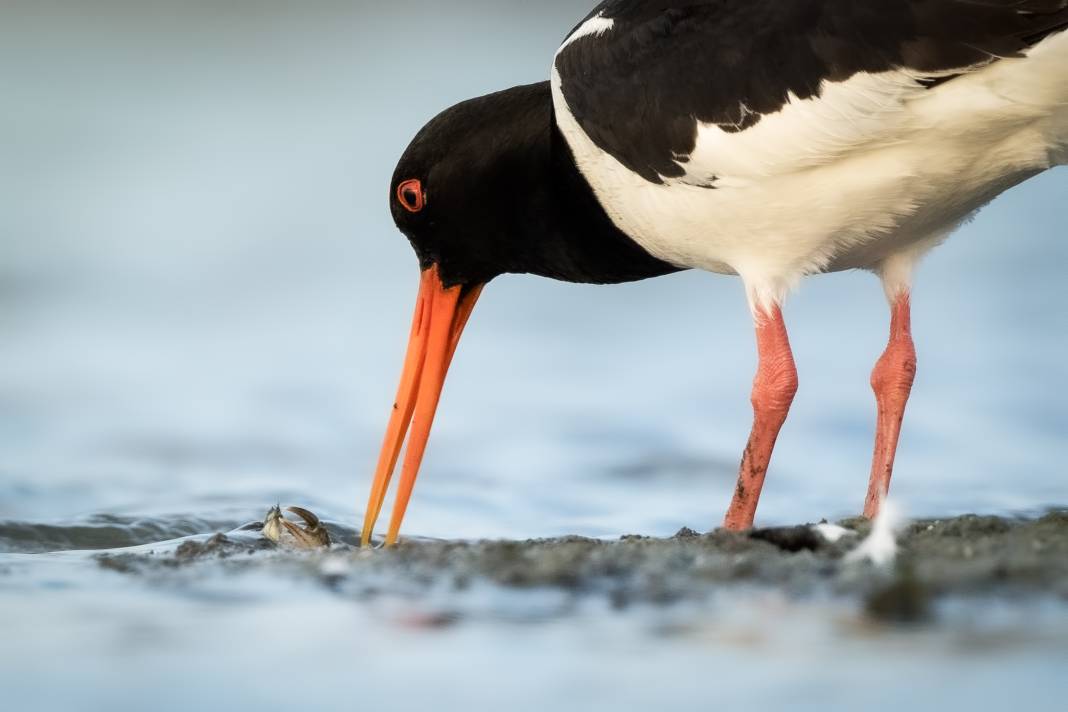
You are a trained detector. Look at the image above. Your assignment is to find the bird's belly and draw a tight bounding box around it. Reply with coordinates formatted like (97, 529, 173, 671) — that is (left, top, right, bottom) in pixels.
(823, 166, 1045, 273)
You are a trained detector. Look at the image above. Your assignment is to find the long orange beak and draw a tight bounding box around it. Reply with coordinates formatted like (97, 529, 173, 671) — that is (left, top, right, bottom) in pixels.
(361, 264, 482, 547)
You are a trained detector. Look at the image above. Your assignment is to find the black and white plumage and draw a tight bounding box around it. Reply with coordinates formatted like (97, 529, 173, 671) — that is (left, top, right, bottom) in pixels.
(362, 1, 1068, 545)
(553, 0, 1068, 308)
(556, 0, 1068, 183)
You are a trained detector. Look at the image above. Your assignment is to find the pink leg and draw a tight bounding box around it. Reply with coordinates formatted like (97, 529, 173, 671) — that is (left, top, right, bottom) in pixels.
(864, 292, 917, 518)
(723, 305, 798, 531)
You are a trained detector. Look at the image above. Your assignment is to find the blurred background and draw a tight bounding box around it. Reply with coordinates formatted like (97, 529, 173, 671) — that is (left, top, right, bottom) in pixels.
(2, 0, 1064, 537)
(1, 2, 1066, 709)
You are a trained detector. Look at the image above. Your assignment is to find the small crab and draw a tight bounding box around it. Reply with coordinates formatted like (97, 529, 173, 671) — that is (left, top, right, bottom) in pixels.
(263, 505, 331, 550)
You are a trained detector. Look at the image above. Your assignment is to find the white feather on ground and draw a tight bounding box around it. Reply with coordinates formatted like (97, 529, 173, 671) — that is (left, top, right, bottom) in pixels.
(846, 499, 908, 567)
(813, 522, 855, 543)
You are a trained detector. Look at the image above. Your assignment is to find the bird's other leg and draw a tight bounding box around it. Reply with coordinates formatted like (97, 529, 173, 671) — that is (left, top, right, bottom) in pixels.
(723, 303, 798, 531)
(864, 290, 917, 518)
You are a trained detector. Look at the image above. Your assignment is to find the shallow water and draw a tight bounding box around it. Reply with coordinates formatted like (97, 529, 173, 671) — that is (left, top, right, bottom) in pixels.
(4, 517, 1068, 711)
(7, 550, 1065, 712)
(2, 2, 1067, 710)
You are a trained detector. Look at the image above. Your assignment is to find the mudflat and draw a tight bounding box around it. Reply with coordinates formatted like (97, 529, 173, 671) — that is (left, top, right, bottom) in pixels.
(96, 511, 1068, 624)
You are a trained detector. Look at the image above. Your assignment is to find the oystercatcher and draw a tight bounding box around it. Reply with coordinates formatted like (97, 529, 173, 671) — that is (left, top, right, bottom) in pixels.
(361, 0, 1068, 546)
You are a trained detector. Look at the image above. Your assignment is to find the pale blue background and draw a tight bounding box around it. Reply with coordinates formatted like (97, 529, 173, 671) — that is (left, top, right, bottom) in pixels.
(2, 1, 1064, 536)
(1, 3, 1066, 710)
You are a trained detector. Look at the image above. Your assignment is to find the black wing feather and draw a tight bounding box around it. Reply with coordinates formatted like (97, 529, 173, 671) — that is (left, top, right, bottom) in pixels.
(555, 0, 1068, 184)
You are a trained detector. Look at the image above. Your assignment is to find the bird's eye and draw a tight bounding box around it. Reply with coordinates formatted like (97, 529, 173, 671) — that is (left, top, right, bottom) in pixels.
(397, 179, 425, 213)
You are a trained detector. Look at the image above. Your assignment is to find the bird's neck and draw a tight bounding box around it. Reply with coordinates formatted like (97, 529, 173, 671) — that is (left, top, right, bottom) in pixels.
(503, 83, 681, 285)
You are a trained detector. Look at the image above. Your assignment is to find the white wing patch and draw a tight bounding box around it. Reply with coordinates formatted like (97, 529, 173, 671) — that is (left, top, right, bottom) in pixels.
(675, 70, 940, 186)
(556, 13, 615, 56)
(674, 29, 1068, 186)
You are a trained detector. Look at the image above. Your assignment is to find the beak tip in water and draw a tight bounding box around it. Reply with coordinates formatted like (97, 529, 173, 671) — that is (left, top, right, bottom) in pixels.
(360, 265, 483, 547)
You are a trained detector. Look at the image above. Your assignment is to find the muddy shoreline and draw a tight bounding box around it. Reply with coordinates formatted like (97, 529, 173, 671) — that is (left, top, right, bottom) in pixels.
(94, 512, 1068, 624)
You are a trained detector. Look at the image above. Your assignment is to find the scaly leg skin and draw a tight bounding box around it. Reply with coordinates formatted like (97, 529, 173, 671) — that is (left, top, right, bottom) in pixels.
(723, 304, 799, 531)
(864, 292, 917, 519)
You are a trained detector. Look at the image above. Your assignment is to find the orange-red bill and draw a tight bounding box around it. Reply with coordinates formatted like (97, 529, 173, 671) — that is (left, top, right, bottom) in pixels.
(360, 265, 482, 547)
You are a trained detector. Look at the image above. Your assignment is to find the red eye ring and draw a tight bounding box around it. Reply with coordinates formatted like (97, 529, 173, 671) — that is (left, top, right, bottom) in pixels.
(397, 179, 425, 213)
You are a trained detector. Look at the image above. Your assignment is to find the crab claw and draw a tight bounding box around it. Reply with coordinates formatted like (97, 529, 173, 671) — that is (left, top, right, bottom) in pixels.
(262, 505, 331, 549)
(285, 506, 322, 529)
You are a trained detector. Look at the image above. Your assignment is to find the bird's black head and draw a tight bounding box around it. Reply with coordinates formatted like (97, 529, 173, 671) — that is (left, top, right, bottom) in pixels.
(389, 82, 554, 288)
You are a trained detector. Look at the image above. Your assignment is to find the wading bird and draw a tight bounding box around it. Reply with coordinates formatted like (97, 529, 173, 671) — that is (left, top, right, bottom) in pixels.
(360, 0, 1068, 546)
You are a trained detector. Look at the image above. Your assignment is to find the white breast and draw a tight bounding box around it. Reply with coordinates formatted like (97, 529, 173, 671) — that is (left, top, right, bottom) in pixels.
(552, 30, 1068, 310)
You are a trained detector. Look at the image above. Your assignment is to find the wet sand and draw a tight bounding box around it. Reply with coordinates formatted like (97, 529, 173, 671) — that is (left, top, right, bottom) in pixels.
(96, 511, 1068, 624)
(5, 511, 1067, 712)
